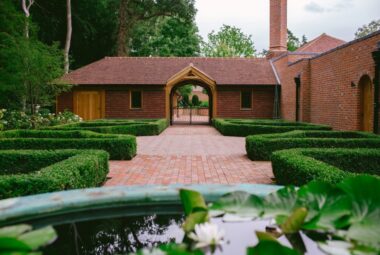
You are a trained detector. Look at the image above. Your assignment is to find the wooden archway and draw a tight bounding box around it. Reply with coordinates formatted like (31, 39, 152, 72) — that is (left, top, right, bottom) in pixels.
(165, 64, 217, 124)
(358, 75, 373, 132)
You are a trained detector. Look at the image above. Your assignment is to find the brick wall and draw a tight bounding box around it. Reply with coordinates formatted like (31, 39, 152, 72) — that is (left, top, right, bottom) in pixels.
(217, 86, 275, 118)
(308, 33, 379, 131)
(275, 32, 380, 131)
(56, 91, 73, 113)
(105, 88, 166, 119)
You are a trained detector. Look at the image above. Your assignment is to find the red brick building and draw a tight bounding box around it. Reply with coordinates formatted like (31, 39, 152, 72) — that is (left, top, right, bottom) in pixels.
(58, 0, 380, 133)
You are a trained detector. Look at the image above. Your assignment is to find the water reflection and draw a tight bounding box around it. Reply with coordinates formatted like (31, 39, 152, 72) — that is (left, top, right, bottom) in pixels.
(43, 214, 184, 255)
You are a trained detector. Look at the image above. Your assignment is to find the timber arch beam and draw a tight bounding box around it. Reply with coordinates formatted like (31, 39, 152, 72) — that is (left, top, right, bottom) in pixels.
(165, 64, 218, 122)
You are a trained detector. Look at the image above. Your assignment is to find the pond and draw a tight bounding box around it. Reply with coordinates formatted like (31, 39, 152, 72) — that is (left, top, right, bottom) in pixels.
(38, 211, 323, 255)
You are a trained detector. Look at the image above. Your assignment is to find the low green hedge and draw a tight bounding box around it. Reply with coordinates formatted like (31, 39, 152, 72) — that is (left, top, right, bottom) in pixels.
(0, 130, 136, 160)
(0, 150, 109, 199)
(246, 130, 380, 160)
(47, 119, 168, 136)
(213, 118, 331, 137)
(271, 148, 380, 186)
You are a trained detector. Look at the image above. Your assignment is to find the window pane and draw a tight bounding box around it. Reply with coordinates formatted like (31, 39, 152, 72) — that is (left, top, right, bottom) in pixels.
(241, 91, 252, 109)
(131, 91, 142, 108)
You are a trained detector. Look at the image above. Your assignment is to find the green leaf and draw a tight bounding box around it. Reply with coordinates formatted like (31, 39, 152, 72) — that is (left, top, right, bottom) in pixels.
(18, 226, 57, 250)
(179, 189, 207, 216)
(247, 240, 301, 255)
(159, 243, 204, 255)
(0, 237, 31, 251)
(0, 225, 32, 238)
(183, 211, 209, 233)
(281, 208, 308, 234)
(209, 191, 263, 217)
(297, 181, 351, 231)
(255, 231, 279, 242)
(338, 176, 380, 248)
(262, 186, 298, 224)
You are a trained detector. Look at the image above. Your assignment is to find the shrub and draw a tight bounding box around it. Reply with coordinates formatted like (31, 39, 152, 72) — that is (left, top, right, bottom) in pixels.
(0, 149, 109, 199)
(1, 109, 82, 130)
(192, 95, 200, 106)
(271, 148, 380, 186)
(246, 130, 380, 160)
(0, 130, 136, 160)
(213, 118, 331, 137)
(47, 118, 168, 136)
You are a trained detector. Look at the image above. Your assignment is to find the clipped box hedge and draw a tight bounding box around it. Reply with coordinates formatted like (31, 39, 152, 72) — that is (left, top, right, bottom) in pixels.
(213, 118, 331, 137)
(246, 130, 380, 160)
(0, 149, 109, 199)
(47, 119, 168, 136)
(0, 130, 136, 160)
(271, 148, 380, 186)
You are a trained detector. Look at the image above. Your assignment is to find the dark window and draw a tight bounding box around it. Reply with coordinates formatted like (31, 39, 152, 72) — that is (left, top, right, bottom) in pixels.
(131, 91, 142, 109)
(241, 90, 252, 109)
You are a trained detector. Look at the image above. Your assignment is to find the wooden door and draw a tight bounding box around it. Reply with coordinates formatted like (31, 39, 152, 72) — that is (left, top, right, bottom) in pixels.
(74, 91, 105, 120)
(361, 82, 372, 132)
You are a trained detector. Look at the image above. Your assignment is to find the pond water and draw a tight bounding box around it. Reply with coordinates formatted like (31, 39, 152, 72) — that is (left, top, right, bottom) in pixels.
(42, 213, 325, 255)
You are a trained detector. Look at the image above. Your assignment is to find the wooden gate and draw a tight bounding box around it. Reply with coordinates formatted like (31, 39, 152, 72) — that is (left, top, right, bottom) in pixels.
(73, 90, 105, 120)
(360, 77, 373, 132)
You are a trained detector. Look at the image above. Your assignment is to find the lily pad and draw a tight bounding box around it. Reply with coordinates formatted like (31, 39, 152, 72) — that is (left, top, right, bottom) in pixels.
(18, 226, 57, 251)
(297, 181, 351, 231)
(262, 186, 298, 224)
(338, 176, 380, 249)
(180, 189, 208, 216)
(247, 240, 300, 255)
(209, 191, 263, 218)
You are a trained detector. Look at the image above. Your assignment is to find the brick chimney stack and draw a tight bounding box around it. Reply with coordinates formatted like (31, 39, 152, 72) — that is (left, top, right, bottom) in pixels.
(269, 0, 288, 57)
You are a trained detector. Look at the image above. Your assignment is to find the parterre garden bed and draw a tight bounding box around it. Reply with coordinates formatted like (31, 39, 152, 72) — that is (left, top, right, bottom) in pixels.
(213, 118, 331, 136)
(272, 148, 380, 186)
(246, 130, 380, 161)
(0, 130, 136, 160)
(0, 149, 109, 199)
(47, 118, 168, 136)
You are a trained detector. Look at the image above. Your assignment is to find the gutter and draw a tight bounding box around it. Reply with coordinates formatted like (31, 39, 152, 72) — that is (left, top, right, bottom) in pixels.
(270, 59, 281, 119)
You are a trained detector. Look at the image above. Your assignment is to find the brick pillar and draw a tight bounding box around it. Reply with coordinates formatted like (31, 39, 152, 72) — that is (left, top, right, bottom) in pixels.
(268, 0, 288, 58)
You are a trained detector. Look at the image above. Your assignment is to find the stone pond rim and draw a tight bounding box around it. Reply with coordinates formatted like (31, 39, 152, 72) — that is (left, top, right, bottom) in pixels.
(0, 184, 281, 226)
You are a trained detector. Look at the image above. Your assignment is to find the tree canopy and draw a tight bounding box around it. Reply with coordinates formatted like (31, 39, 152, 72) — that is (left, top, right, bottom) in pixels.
(201, 25, 256, 57)
(287, 30, 307, 52)
(355, 19, 380, 39)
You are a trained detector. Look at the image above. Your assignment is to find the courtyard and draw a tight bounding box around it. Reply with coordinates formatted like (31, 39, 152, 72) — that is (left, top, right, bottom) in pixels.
(105, 125, 273, 186)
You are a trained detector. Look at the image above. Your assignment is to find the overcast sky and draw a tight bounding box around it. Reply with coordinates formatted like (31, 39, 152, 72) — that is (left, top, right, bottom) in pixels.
(195, 0, 380, 51)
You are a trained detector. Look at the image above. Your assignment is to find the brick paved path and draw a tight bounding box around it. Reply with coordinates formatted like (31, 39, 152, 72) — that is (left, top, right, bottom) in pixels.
(104, 126, 274, 186)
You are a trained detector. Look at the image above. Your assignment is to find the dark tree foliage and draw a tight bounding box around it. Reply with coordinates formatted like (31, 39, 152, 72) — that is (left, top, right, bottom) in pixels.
(116, 0, 197, 56)
(130, 17, 201, 56)
(0, 0, 65, 111)
(287, 29, 308, 52)
(30, 0, 119, 69)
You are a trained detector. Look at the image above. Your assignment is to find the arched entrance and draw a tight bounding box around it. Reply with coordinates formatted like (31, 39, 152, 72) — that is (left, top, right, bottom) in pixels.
(359, 75, 373, 132)
(165, 64, 217, 125)
(170, 82, 213, 124)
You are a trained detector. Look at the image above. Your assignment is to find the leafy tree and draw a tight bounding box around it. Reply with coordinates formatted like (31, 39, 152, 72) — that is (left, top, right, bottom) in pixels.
(355, 19, 380, 39)
(0, 0, 66, 111)
(201, 25, 256, 57)
(177, 85, 193, 97)
(31, 0, 119, 69)
(191, 95, 200, 106)
(287, 30, 308, 52)
(182, 94, 190, 106)
(130, 16, 201, 56)
(117, 0, 196, 56)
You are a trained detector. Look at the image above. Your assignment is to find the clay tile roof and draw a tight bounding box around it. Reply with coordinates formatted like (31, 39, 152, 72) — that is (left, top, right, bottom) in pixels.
(61, 57, 277, 85)
(296, 33, 346, 54)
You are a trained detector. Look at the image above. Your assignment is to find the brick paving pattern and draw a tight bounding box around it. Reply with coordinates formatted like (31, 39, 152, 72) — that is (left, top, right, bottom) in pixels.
(105, 126, 274, 186)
